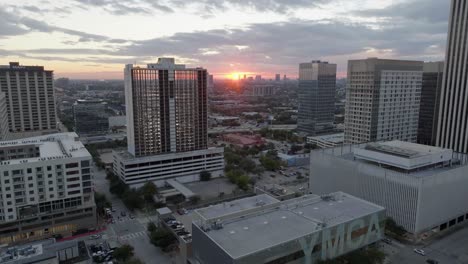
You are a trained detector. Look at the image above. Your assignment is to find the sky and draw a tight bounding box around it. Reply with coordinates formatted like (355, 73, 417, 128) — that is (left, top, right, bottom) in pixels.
(0, 0, 451, 79)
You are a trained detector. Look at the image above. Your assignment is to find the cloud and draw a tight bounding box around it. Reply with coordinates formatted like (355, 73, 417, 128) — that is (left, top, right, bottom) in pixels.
(73, 0, 173, 15)
(354, 0, 449, 23)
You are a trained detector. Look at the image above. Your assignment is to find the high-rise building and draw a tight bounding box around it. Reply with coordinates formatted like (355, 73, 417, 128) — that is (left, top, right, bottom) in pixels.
(418, 62, 444, 146)
(0, 91, 9, 141)
(344, 58, 423, 144)
(297, 60, 336, 135)
(114, 58, 224, 186)
(125, 58, 208, 157)
(0, 62, 58, 138)
(0, 133, 96, 244)
(207, 74, 214, 94)
(436, 0, 468, 153)
(275, 73, 281, 82)
(255, 75, 262, 81)
(73, 99, 109, 136)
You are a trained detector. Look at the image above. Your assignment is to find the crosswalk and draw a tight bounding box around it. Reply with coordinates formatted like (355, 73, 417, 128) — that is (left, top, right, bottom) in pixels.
(119, 231, 147, 241)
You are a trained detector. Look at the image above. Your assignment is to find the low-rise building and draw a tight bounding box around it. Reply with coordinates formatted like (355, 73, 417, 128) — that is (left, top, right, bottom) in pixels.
(223, 134, 265, 148)
(0, 133, 96, 245)
(113, 147, 224, 187)
(192, 192, 385, 264)
(0, 239, 90, 264)
(307, 133, 344, 149)
(310, 141, 468, 237)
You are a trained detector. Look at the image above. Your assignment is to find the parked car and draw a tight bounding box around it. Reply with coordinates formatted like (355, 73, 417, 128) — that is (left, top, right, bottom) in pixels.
(121, 211, 126, 217)
(414, 249, 426, 256)
(177, 208, 188, 215)
(382, 238, 392, 244)
(90, 234, 101, 239)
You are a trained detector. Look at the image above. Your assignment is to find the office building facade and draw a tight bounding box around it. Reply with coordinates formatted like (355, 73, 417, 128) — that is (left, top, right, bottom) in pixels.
(192, 192, 385, 264)
(298, 61, 337, 135)
(73, 99, 109, 136)
(0, 62, 57, 138)
(115, 58, 223, 186)
(309, 141, 468, 236)
(418, 62, 444, 146)
(0, 133, 96, 245)
(436, 0, 468, 153)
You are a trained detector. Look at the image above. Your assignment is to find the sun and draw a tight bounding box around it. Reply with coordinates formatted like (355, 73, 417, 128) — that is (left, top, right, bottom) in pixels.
(229, 72, 241, 80)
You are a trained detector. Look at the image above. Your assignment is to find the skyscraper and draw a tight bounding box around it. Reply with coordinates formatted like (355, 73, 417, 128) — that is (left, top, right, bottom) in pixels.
(114, 58, 224, 186)
(0, 62, 58, 138)
(125, 58, 208, 157)
(207, 74, 214, 94)
(297, 60, 336, 135)
(275, 74, 281, 82)
(436, 0, 468, 153)
(344, 58, 423, 144)
(0, 91, 9, 141)
(418, 62, 444, 146)
(73, 99, 110, 136)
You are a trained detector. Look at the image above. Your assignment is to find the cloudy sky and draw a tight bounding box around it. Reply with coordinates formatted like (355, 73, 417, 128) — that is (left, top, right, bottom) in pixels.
(0, 0, 450, 79)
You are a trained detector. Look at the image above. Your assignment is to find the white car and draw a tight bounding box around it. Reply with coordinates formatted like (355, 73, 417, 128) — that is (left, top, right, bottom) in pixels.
(413, 249, 426, 256)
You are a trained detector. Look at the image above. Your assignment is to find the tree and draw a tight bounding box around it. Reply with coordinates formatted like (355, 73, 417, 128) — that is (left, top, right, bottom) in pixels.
(147, 222, 157, 233)
(122, 189, 144, 210)
(236, 175, 250, 190)
(290, 144, 303, 154)
(189, 195, 201, 204)
(385, 218, 406, 236)
(141, 182, 158, 202)
(260, 155, 281, 171)
(239, 158, 256, 173)
(150, 228, 176, 248)
(113, 244, 134, 262)
(125, 258, 145, 264)
(199, 170, 212, 181)
(94, 192, 111, 214)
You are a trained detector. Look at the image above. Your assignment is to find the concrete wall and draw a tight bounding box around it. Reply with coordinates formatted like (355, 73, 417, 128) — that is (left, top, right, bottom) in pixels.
(192, 224, 233, 264)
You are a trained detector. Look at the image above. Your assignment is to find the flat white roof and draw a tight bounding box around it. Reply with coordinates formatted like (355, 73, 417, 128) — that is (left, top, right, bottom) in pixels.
(308, 133, 344, 143)
(0, 132, 90, 165)
(354, 141, 453, 170)
(194, 192, 384, 259)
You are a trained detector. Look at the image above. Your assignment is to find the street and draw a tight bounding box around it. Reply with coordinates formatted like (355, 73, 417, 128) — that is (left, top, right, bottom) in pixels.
(383, 226, 468, 264)
(92, 166, 172, 263)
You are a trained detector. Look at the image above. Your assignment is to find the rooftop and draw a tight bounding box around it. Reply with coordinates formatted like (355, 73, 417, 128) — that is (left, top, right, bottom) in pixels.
(308, 133, 344, 143)
(0, 239, 89, 264)
(0, 133, 90, 165)
(353, 141, 453, 171)
(193, 192, 384, 259)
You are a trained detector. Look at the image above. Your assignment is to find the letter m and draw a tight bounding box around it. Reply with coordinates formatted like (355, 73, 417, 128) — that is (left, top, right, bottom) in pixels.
(321, 224, 345, 260)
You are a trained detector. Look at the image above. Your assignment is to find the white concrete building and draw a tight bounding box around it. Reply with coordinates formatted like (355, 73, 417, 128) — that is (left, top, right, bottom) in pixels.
(309, 141, 468, 236)
(113, 147, 224, 187)
(345, 58, 423, 144)
(0, 133, 96, 245)
(307, 133, 344, 149)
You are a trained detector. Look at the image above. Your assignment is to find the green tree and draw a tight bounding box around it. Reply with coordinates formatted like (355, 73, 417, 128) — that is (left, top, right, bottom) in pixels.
(122, 189, 144, 210)
(385, 218, 406, 236)
(239, 157, 256, 173)
(94, 192, 111, 214)
(141, 182, 158, 202)
(199, 170, 212, 181)
(147, 222, 157, 233)
(150, 228, 176, 248)
(113, 244, 134, 262)
(236, 175, 250, 190)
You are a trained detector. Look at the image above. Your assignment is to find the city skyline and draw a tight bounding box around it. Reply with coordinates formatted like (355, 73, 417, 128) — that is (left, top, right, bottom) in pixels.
(0, 0, 450, 79)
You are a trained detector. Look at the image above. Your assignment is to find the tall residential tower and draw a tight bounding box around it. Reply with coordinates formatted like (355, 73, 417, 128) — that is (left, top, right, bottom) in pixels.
(0, 91, 9, 141)
(344, 58, 423, 144)
(0, 62, 58, 139)
(113, 58, 224, 187)
(436, 0, 468, 153)
(297, 60, 336, 136)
